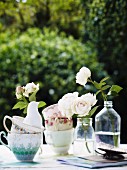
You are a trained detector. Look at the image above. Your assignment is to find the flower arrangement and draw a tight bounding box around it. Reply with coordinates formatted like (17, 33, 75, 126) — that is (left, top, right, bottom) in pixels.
(58, 66, 123, 119)
(58, 66, 122, 154)
(58, 67, 97, 119)
(12, 82, 46, 113)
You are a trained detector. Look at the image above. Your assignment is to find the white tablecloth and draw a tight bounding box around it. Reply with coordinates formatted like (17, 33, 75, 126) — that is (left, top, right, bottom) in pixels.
(0, 144, 127, 170)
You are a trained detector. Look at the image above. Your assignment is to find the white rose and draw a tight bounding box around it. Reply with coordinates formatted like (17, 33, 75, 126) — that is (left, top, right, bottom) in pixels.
(15, 86, 24, 99)
(76, 66, 91, 86)
(16, 86, 24, 94)
(16, 92, 22, 99)
(58, 92, 78, 118)
(23, 82, 39, 97)
(71, 96, 91, 116)
(81, 93, 97, 106)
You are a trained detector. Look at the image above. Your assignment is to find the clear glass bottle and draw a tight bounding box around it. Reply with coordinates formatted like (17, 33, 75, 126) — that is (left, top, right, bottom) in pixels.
(95, 101, 121, 148)
(73, 118, 95, 156)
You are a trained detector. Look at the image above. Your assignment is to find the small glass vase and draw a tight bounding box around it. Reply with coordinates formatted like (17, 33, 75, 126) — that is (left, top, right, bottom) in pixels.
(73, 117, 95, 156)
(95, 101, 121, 148)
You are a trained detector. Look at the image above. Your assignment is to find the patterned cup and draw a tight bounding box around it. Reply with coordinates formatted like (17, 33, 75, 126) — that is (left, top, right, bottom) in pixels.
(0, 131, 42, 162)
(3, 115, 44, 134)
(42, 104, 73, 131)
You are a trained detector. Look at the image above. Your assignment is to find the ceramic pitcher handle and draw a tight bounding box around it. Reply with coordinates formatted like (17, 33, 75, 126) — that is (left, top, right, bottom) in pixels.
(0, 131, 10, 149)
(3, 115, 13, 133)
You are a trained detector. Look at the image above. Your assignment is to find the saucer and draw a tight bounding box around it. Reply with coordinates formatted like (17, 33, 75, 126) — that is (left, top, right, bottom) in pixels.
(14, 117, 44, 133)
(3, 115, 44, 134)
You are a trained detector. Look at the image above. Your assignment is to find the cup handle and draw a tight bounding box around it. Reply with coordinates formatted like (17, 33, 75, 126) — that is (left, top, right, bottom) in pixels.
(0, 131, 10, 149)
(3, 115, 13, 133)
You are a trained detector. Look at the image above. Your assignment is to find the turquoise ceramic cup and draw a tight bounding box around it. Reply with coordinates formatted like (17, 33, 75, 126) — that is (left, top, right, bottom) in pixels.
(0, 131, 42, 162)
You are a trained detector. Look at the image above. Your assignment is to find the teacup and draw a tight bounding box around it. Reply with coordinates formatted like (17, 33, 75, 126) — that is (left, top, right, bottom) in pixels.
(3, 115, 44, 134)
(0, 131, 42, 162)
(42, 104, 73, 131)
(44, 128, 74, 154)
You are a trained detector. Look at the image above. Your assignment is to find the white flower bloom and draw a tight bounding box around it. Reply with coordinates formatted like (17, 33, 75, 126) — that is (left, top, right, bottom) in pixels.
(81, 93, 97, 106)
(15, 86, 25, 99)
(16, 86, 24, 94)
(58, 92, 79, 118)
(16, 92, 22, 99)
(76, 66, 91, 86)
(71, 96, 92, 116)
(23, 82, 39, 97)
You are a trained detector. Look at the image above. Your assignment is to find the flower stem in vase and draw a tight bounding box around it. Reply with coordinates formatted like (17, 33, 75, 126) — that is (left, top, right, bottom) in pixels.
(82, 122, 91, 153)
(74, 118, 95, 156)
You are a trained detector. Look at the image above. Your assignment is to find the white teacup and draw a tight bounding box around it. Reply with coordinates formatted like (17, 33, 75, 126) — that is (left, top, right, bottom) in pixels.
(3, 115, 44, 134)
(44, 128, 74, 154)
(0, 131, 42, 162)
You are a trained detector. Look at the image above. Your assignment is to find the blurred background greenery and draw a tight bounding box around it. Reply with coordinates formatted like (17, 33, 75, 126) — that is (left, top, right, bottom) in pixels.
(0, 0, 127, 143)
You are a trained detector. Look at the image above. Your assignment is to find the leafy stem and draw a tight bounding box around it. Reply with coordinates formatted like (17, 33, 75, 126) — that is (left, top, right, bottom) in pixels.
(88, 77, 123, 101)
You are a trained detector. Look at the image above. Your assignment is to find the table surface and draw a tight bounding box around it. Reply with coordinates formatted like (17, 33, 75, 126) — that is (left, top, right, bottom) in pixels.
(0, 144, 127, 170)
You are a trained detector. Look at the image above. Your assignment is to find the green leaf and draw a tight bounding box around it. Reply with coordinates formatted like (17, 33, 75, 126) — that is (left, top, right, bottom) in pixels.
(12, 101, 27, 110)
(99, 82, 106, 87)
(88, 106, 99, 117)
(20, 103, 28, 109)
(38, 101, 46, 108)
(108, 91, 119, 97)
(93, 81, 101, 89)
(109, 85, 123, 94)
(101, 85, 111, 90)
(100, 77, 109, 83)
(23, 107, 27, 114)
(96, 90, 101, 96)
(29, 92, 36, 102)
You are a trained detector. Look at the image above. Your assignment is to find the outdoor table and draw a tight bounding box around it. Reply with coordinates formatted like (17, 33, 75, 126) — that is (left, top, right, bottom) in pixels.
(0, 144, 127, 170)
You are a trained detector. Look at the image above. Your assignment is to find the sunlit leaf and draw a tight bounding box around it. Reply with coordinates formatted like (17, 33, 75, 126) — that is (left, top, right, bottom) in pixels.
(12, 101, 27, 110)
(93, 81, 101, 89)
(23, 107, 27, 114)
(88, 106, 99, 117)
(109, 85, 123, 94)
(29, 92, 36, 102)
(38, 101, 46, 108)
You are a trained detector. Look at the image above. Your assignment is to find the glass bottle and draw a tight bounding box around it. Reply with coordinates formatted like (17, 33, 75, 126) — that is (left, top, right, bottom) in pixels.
(95, 101, 121, 148)
(73, 118, 95, 156)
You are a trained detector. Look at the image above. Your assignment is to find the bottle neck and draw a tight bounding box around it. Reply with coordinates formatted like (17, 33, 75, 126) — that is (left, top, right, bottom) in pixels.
(77, 118, 92, 126)
(104, 101, 113, 108)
